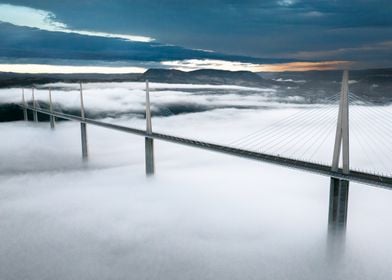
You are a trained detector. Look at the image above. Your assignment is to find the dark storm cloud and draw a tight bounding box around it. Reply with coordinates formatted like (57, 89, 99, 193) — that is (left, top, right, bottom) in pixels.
(0, 0, 391, 67)
(0, 22, 294, 64)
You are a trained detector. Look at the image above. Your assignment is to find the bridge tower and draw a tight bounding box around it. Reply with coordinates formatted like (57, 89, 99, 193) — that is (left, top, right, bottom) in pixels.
(329, 70, 350, 232)
(145, 80, 155, 175)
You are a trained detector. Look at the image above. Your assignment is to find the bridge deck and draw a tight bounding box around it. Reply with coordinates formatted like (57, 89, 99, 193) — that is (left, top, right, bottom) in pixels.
(22, 105, 392, 189)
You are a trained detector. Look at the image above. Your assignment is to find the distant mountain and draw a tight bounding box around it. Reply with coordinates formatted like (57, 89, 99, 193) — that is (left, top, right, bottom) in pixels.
(141, 69, 276, 86)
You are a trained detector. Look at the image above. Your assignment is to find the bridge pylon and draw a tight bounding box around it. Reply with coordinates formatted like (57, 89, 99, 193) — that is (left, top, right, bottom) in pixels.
(145, 80, 155, 176)
(329, 70, 350, 232)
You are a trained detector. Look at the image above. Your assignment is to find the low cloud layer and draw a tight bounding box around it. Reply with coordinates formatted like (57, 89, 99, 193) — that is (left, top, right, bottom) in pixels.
(1, 82, 392, 279)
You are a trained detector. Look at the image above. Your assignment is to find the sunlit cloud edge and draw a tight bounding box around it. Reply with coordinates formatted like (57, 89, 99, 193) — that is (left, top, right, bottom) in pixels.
(0, 3, 154, 42)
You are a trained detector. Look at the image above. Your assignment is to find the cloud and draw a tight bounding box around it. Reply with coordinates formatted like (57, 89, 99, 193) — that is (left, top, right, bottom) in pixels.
(0, 3, 154, 42)
(300, 11, 324, 17)
(2, 82, 392, 279)
(161, 59, 263, 72)
(285, 41, 392, 60)
(0, 3, 66, 31)
(277, 0, 297, 7)
(0, 64, 146, 74)
(0, 59, 351, 74)
(0, 22, 295, 68)
(1, 0, 390, 68)
(161, 59, 352, 72)
(256, 61, 352, 71)
(0, 2, 389, 70)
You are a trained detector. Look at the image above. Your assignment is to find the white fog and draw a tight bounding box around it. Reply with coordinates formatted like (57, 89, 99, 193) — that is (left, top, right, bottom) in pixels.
(1, 82, 392, 280)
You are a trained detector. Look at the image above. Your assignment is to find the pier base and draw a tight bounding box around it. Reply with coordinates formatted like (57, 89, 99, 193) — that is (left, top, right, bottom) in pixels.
(23, 107, 28, 121)
(49, 90, 55, 129)
(145, 137, 155, 175)
(33, 110, 38, 122)
(80, 123, 88, 159)
(328, 178, 349, 231)
(50, 115, 55, 129)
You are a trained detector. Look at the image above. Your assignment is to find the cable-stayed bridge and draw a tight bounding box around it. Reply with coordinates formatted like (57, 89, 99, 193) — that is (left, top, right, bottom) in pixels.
(18, 70, 392, 232)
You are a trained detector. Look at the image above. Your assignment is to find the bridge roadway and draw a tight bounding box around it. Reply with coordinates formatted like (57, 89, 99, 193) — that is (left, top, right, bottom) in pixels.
(23, 105, 392, 189)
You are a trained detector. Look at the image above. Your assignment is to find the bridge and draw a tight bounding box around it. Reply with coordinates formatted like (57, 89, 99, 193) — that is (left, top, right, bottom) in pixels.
(17, 70, 392, 234)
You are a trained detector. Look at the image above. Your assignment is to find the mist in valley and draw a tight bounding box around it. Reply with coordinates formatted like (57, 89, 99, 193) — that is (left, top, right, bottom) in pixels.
(1, 82, 392, 280)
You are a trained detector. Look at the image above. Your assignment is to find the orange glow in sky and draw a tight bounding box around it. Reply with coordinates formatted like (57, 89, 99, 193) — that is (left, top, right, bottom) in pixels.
(256, 61, 353, 72)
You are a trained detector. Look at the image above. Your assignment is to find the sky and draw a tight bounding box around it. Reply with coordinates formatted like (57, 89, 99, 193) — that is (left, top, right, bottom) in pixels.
(0, 0, 391, 73)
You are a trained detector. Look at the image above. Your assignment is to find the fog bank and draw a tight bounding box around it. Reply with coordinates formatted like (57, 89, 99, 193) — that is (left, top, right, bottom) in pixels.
(1, 82, 392, 280)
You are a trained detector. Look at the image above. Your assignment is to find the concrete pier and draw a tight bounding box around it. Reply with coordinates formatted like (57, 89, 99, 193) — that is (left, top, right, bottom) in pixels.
(145, 80, 155, 175)
(328, 178, 349, 231)
(32, 88, 38, 122)
(49, 88, 55, 129)
(22, 89, 28, 121)
(79, 83, 88, 159)
(145, 138, 155, 175)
